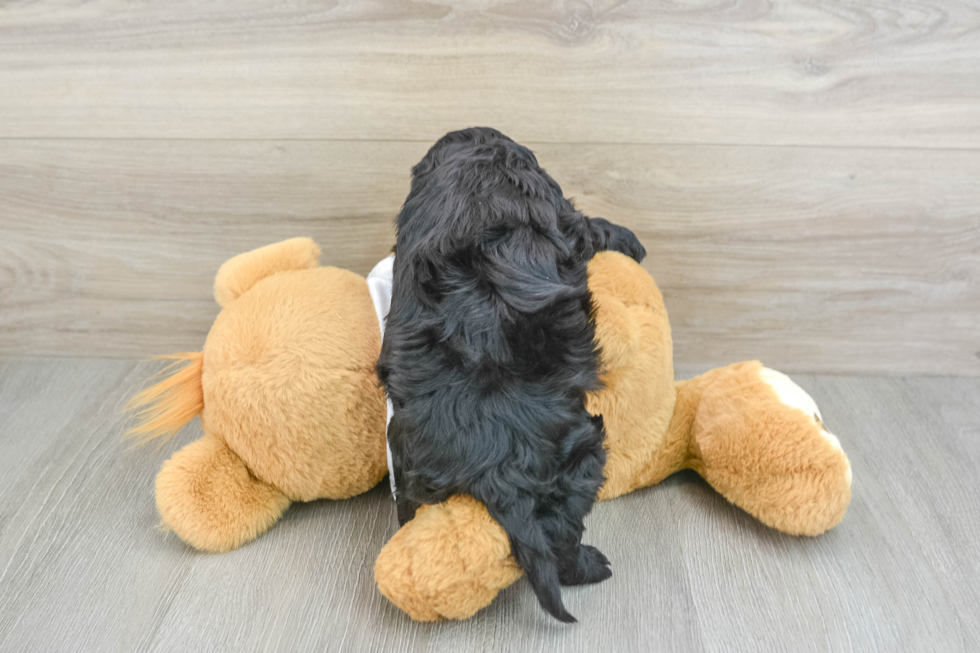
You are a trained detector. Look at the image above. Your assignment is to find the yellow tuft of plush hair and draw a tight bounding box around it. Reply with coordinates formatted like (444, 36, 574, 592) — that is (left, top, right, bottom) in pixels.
(125, 352, 204, 444)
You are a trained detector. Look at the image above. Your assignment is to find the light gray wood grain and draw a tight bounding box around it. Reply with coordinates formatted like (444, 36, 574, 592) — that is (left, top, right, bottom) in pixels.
(2, 139, 978, 374)
(0, 1, 978, 147)
(1, 357, 978, 652)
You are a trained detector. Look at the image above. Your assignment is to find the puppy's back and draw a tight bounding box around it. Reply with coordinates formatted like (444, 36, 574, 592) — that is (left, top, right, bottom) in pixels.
(379, 128, 605, 622)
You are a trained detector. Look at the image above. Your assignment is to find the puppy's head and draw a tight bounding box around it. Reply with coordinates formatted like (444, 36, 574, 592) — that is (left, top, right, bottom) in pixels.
(407, 127, 552, 197)
(397, 127, 583, 271)
(411, 127, 520, 178)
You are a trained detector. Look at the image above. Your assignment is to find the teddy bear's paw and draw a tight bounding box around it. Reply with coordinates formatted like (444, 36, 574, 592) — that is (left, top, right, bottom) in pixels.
(558, 544, 612, 586)
(689, 361, 853, 536)
(374, 495, 524, 621)
(156, 434, 291, 552)
(759, 367, 852, 488)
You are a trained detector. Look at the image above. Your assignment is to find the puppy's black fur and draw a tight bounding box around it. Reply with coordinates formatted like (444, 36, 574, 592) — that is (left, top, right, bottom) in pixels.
(376, 128, 645, 623)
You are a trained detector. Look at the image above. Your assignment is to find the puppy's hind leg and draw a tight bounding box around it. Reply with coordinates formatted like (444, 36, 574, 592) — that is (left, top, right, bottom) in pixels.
(547, 414, 612, 586)
(477, 484, 577, 623)
(387, 416, 422, 527)
(396, 495, 421, 526)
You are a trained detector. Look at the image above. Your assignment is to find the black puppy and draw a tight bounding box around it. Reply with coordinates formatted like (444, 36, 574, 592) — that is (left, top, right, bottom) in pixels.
(376, 128, 645, 623)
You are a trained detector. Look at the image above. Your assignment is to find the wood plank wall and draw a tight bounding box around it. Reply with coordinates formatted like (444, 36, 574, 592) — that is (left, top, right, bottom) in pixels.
(1, 1, 978, 374)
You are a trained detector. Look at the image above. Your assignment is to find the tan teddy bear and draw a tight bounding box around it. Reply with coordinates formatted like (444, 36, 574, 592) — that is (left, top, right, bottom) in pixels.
(128, 237, 851, 620)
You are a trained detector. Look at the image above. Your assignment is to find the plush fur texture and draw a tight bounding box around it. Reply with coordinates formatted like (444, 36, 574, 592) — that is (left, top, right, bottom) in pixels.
(376, 128, 646, 622)
(156, 432, 291, 553)
(678, 361, 852, 536)
(213, 237, 322, 308)
(373, 495, 523, 621)
(126, 352, 204, 443)
(130, 239, 851, 621)
(128, 237, 388, 552)
(203, 262, 386, 501)
(374, 251, 853, 621)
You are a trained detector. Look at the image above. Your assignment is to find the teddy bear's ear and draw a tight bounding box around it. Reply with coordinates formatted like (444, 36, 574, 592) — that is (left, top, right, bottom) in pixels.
(155, 432, 291, 552)
(213, 237, 321, 307)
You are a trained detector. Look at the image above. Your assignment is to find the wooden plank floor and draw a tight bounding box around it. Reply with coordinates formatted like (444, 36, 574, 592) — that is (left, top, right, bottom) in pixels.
(1, 358, 977, 652)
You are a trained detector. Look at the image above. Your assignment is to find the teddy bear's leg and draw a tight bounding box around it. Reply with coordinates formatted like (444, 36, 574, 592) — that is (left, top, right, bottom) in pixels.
(156, 432, 291, 552)
(374, 495, 523, 621)
(679, 361, 852, 536)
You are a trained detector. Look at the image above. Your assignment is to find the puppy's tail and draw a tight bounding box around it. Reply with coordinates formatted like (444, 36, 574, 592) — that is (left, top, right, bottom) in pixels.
(485, 498, 575, 623)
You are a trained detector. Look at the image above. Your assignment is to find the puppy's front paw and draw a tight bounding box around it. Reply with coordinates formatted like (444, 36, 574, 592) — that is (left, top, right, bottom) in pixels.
(614, 229, 646, 263)
(559, 544, 612, 586)
(590, 218, 646, 263)
(602, 223, 645, 263)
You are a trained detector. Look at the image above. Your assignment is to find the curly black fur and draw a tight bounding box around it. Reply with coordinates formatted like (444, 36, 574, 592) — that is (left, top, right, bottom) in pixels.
(376, 127, 646, 623)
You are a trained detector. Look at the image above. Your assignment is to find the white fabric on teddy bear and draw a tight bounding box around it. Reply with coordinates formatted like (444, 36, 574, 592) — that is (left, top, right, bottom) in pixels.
(367, 256, 397, 496)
